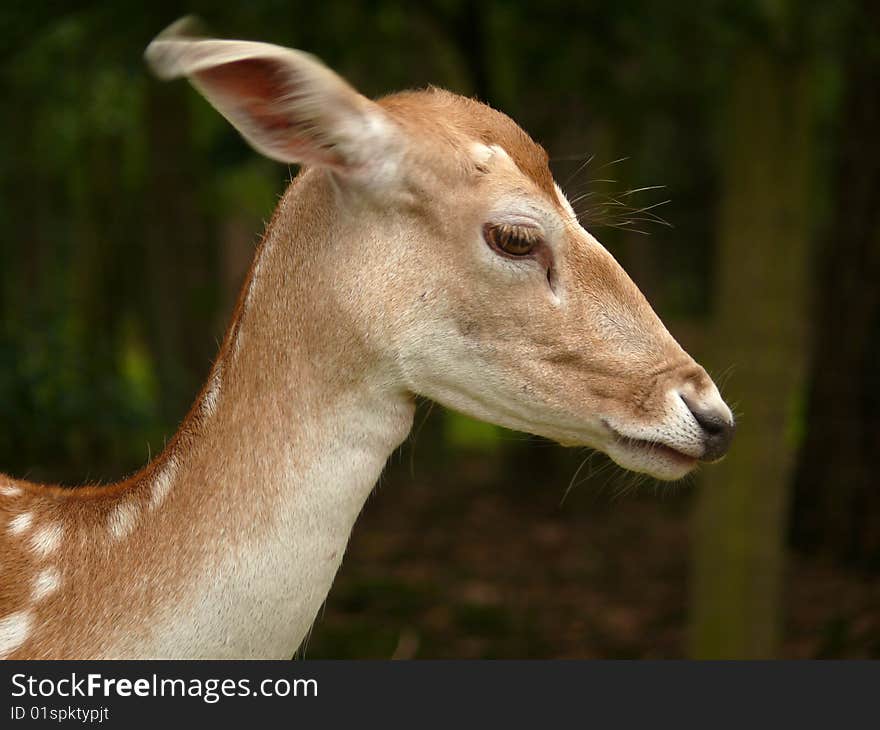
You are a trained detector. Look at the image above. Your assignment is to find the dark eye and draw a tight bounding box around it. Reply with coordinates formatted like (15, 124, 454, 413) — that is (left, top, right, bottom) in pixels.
(483, 223, 542, 257)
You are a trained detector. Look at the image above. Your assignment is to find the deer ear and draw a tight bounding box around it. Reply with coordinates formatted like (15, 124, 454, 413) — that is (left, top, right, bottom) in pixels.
(145, 20, 396, 172)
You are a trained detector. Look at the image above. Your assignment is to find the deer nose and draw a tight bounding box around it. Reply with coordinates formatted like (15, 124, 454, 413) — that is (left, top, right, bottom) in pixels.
(680, 394, 736, 462)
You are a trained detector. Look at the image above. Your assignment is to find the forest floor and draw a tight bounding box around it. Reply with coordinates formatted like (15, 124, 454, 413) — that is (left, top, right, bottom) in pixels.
(304, 450, 879, 659)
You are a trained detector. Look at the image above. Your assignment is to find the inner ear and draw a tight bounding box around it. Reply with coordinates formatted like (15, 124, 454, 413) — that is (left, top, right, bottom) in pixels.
(146, 29, 397, 172)
(198, 58, 287, 118)
(195, 58, 345, 166)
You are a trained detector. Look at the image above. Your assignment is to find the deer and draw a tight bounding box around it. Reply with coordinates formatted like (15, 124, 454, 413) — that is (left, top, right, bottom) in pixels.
(0, 20, 735, 659)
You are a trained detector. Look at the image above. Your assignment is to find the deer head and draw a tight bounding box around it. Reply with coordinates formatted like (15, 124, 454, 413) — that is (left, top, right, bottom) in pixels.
(146, 22, 734, 483)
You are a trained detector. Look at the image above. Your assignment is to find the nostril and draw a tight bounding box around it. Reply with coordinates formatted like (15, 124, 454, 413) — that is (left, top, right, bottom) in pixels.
(679, 393, 736, 461)
(691, 408, 727, 436)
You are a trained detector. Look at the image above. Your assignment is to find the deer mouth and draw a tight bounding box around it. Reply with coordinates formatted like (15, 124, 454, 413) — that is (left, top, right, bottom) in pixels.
(601, 420, 699, 478)
(612, 433, 697, 466)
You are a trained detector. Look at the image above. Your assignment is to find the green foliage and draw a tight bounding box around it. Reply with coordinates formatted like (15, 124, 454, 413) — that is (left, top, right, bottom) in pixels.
(444, 413, 502, 452)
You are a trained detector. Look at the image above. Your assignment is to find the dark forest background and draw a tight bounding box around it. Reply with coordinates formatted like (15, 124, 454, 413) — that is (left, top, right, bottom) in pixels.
(1, 1, 877, 658)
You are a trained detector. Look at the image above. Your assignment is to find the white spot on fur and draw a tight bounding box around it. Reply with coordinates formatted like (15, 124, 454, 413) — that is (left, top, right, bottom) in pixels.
(150, 456, 179, 511)
(107, 501, 139, 541)
(32, 567, 61, 602)
(202, 365, 222, 418)
(8, 512, 32, 536)
(0, 611, 33, 658)
(252, 251, 266, 289)
(234, 253, 265, 360)
(0, 484, 22, 497)
(232, 304, 253, 360)
(30, 522, 63, 557)
(470, 142, 494, 167)
(235, 232, 276, 361)
(470, 142, 511, 169)
(489, 144, 511, 161)
(244, 239, 270, 310)
(231, 319, 245, 360)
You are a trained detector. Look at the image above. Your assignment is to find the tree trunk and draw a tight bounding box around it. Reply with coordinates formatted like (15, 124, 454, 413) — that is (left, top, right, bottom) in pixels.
(689, 44, 815, 658)
(791, 1, 880, 565)
(138, 82, 216, 426)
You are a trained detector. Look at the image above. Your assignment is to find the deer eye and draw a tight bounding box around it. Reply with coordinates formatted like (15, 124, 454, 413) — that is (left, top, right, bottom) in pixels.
(483, 223, 542, 257)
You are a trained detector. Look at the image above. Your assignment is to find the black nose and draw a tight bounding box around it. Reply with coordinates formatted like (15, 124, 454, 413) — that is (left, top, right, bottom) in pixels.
(683, 398, 736, 461)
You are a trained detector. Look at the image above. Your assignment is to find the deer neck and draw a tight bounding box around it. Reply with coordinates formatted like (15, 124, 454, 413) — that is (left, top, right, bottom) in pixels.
(137, 170, 415, 658)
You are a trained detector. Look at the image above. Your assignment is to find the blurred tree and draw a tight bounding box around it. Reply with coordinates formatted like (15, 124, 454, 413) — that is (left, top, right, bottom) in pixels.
(689, 3, 821, 658)
(139, 78, 216, 425)
(792, 0, 880, 566)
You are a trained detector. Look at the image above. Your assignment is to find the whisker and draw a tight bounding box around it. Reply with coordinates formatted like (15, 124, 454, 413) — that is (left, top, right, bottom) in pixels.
(407, 399, 436, 479)
(560, 153, 596, 189)
(551, 151, 594, 162)
(596, 156, 630, 170)
(561, 452, 592, 505)
(616, 185, 667, 197)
